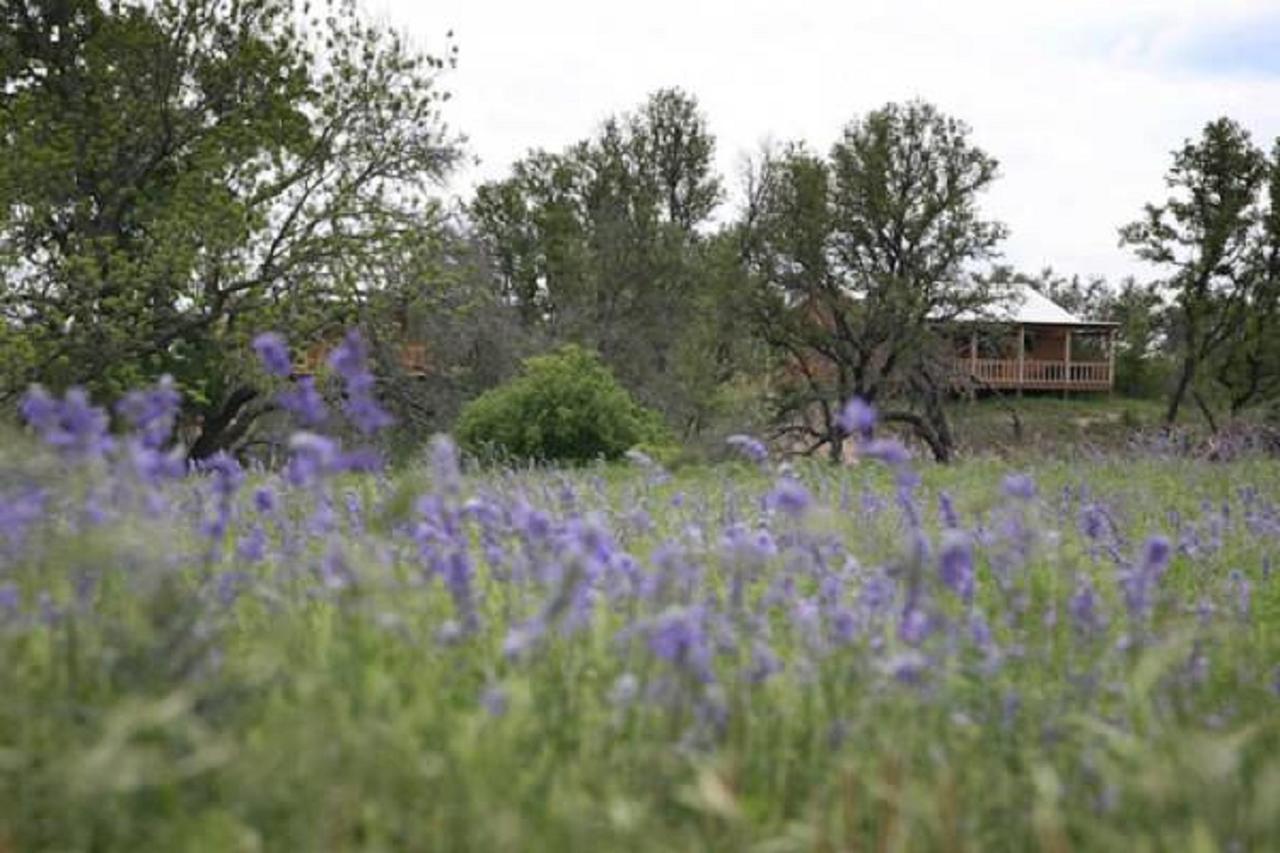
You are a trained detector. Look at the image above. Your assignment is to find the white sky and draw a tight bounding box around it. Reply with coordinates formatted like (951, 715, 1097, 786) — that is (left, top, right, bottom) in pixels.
(373, 0, 1280, 281)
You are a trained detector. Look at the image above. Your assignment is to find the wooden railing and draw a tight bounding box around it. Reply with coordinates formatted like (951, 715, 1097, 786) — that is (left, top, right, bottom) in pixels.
(954, 358, 1112, 390)
(294, 342, 430, 377)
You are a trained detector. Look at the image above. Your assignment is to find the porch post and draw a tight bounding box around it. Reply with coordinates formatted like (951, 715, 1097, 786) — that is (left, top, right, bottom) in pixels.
(1063, 328, 1072, 400)
(1016, 324, 1025, 398)
(1107, 327, 1116, 396)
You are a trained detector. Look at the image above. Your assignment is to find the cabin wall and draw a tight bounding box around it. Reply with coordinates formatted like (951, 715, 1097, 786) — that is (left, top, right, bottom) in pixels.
(1024, 327, 1068, 361)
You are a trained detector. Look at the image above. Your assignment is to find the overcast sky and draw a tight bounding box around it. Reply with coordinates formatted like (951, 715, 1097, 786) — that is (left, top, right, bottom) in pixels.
(372, 0, 1280, 281)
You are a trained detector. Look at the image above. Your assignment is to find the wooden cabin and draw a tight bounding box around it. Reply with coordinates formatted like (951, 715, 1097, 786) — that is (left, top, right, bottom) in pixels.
(953, 285, 1117, 394)
(293, 339, 430, 377)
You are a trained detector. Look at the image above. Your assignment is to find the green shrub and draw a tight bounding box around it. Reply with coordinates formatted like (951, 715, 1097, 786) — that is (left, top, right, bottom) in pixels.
(455, 345, 668, 464)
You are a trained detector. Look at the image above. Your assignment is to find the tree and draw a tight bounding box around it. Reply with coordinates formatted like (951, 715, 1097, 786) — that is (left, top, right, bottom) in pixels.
(742, 101, 1008, 462)
(1207, 139, 1280, 416)
(1120, 118, 1270, 426)
(1104, 277, 1171, 399)
(469, 88, 745, 433)
(362, 227, 530, 457)
(0, 0, 460, 456)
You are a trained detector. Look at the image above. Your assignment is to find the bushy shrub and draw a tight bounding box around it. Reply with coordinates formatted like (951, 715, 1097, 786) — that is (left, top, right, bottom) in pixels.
(455, 345, 668, 464)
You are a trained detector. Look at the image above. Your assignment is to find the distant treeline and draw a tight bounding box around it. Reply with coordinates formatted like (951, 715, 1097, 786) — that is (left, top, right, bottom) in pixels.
(3, 0, 1278, 461)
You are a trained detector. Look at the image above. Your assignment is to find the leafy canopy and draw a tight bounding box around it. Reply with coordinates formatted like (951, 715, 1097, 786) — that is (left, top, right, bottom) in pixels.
(743, 100, 1008, 461)
(0, 0, 459, 454)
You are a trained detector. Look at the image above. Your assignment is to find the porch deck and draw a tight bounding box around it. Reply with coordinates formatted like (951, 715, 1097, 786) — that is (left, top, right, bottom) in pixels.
(954, 357, 1113, 391)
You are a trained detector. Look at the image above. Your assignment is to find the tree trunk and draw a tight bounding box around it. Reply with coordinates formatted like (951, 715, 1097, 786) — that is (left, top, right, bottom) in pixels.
(1192, 390, 1219, 434)
(882, 410, 952, 464)
(187, 387, 260, 461)
(1165, 355, 1196, 426)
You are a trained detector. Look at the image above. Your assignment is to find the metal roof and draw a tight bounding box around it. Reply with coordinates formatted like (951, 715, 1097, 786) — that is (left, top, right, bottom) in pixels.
(962, 284, 1118, 327)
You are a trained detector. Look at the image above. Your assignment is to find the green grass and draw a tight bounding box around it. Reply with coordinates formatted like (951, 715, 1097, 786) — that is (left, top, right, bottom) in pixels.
(946, 394, 1169, 457)
(1, 454, 1278, 851)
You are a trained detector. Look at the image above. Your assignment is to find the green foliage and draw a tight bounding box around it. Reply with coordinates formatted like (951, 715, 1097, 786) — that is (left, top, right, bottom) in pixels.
(456, 345, 666, 463)
(744, 100, 1009, 462)
(0, 0, 459, 455)
(470, 89, 760, 435)
(1121, 117, 1279, 423)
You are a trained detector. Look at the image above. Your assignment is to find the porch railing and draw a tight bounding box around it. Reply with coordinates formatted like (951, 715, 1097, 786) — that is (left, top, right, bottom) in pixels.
(954, 358, 1112, 390)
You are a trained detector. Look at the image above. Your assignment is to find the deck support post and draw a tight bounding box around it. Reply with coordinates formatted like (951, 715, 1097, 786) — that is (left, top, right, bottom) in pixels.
(1016, 325, 1025, 398)
(969, 329, 978, 401)
(1063, 329, 1072, 400)
(1107, 327, 1116, 396)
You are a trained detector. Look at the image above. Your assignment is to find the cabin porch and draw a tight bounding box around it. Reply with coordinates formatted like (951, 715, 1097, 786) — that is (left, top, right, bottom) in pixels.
(953, 323, 1117, 393)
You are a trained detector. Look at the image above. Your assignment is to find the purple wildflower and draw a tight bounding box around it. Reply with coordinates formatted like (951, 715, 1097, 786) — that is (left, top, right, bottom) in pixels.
(726, 434, 768, 465)
(938, 530, 975, 603)
(327, 329, 369, 380)
(862, 439, 910, 466)
(836, 397, 876, 440)
(938, 491, 960, 529)
(1069, 575, 1106, 637)
(237, 524, 268, 563)
(646, 608, 713, 682)
(252, 332, 294, 377)
(884, 651, 928, 684)
(286, 432, 339, 486)
(1002, 473, 1036, 501)
(1141, 535, 1172, 578)
(253, 486, 278, 515)
(20, 386, 113, 460)
(116, 375, 182, 449)
(768, 477, 811, 517)
(898, 607, 931, 647)
(0, 583, 20, 617)
(0, 487, 46, 548)
(278, 377, 329, 427)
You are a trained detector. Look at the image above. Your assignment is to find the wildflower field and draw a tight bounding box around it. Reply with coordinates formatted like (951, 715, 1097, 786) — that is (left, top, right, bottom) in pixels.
(2, 340, 1279, 851)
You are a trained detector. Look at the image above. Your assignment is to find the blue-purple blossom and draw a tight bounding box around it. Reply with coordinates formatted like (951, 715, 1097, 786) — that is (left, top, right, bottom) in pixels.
(837, 397, 877, 440)
(938, 491, 960, 529)
(1069, 575, 1106, 636)
(116, 375, 182, 449)
(253, 486, 278, 515)
(328, 329, 370, 380)
(0, 487, 46, 547)
(323, 330, 393, 435)
(768, 477, 811, 516)
(287, 431, 340, 486)
(726, 434, 768, 465)
(253, 332, 294, 377)
(898, 607, 931, 646)
(1141, 535, 1173, 577)
(278, 376, 328, 428)
(938, 530, 975, 604)
(0, 583, 20, 616)
(21, 386, 114, 460)
(1003, 473, 1036, 501)
(861, 439, 910, 466)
